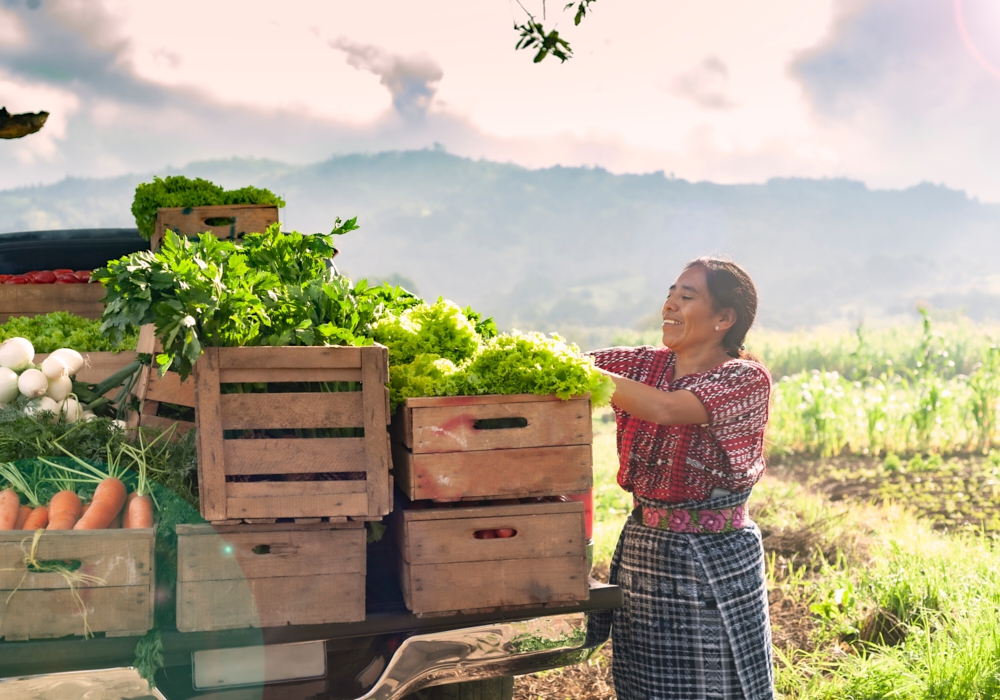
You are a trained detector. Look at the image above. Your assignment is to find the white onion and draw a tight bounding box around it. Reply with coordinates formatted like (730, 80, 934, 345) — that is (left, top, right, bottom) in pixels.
(41, 355, 70, 380)
(0, 367, 18, 404)
(26, 396, 59, 416)
(81, 410, 97, 422)
(17, 368, 48, 398)
(48, 348, 85, 375)
(0, 338, 34, 372)
(111, 419, 128, 431)
(59, 396, 83, 423)
(45, 374, 73, 402)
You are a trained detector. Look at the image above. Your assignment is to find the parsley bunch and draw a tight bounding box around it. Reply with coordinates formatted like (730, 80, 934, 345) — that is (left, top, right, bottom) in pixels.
(131, 175, 286, 240)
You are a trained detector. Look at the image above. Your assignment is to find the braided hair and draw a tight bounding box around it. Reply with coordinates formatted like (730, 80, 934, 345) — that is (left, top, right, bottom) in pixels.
(684, 257, 758, 360)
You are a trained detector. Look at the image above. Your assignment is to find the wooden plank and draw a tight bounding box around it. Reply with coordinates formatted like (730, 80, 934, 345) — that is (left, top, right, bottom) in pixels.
(138, 410, 195, 437)
(217, 346, 362, 371)
(145, 369, 195, 406)
(0, 586, 153, 640)
(226, 481, 367, 498)
(32, 351, 136, 387)
(219, 392, 364, 431)
(403, 393, 580, 408)
(0, 529, 154, 589)
(400, 499, 582, 522)
(177, 527, 364, 582)
(223, 438, 367, 475)
(400, 556, 588, 615)
(226, 493, 370, 519)
(406, 397, 591, 454)
(362, 345, 390, 517)
(153, 204, 279, 250)
(399, 510, 586, 566)
(0, 283, 106, 319)
(195, 347, 228, 521)
(392, 443, 592, 502)
(218, 368, 362, 384)
(176, 521, 363, 535)
(136, 323, 156, 353)
(176, 573, 364, 631)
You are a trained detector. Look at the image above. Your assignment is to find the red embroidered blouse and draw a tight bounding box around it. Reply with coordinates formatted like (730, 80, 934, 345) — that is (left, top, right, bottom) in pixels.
(591, 345, 771, 503)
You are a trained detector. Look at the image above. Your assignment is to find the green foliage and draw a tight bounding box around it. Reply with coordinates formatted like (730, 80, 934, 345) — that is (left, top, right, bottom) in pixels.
(131, 175, 285, 239)
(95, 225, 418, 380)
(374, 299, 482, 366)
(0, 311, 137, 353)
(512, 1, 596, 63)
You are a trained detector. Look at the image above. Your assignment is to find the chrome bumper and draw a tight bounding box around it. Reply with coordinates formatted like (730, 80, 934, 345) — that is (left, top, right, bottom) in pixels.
(0, 612, 607, 700)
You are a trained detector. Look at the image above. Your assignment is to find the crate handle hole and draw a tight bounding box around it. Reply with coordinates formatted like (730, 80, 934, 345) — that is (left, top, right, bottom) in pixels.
(203, 216, 236, 226)
(473, 417, 528, 431)
(473, 529, 517, 540)
(28, 559, 82, 573)
(252, 545, 271, 555)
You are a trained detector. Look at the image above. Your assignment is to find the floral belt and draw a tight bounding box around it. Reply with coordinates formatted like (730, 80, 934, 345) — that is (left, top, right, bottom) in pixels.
(633, 502, 748, 534)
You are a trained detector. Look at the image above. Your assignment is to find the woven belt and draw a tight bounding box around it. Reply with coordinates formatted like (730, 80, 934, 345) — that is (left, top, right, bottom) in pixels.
(632, 502, 748, 534)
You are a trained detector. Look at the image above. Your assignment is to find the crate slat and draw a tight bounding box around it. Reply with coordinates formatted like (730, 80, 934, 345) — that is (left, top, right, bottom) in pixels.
(224, 438, 366, 475)
(217, 346, 365, 371)
(392, 443, 592, 502)
(226, 494, 371, 519)
(226, 481, 367, 498)
(219, 368, 362, 384)
(152, 204, 279, 250)
(195, 347, 229, 521)
(362, 346, 391, 517)
(0, 283, 106, 324)
(219, 392, 363, 431)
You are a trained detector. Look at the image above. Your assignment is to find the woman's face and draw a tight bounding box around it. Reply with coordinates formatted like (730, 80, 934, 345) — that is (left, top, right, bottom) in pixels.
(660, 265, 731, 351)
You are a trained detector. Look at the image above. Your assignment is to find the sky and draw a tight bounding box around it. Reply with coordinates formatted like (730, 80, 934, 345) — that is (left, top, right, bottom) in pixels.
(2, 0, 1000, 199)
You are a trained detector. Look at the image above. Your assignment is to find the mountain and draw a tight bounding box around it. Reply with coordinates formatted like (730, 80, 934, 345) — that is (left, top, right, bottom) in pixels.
(4, 150, 999, 344)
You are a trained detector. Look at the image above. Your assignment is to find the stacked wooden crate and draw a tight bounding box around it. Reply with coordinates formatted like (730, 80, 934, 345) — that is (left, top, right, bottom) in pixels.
(173, 344, 391, 631)
(0, 283, 106, 324)
(388, 394, 593, 615)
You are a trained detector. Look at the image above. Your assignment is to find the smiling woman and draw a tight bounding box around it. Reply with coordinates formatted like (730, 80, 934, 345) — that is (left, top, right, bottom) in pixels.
(586, 257, 774, 700)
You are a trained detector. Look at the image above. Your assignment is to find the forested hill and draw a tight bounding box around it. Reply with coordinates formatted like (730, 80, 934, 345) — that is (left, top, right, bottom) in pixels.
(4, 150, 999, 339)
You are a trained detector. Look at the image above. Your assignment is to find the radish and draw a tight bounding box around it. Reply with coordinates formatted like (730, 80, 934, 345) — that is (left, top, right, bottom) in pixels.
(17, 368, 48, 398)
(41, 355, 70, 380)
(26, 396, 59, 416)
(59, 397, 83, 423)
(45, 374, 73, 402)
(0, 367, 18, 404)
(0, 338, 34, 371)
(48, 348, 85, 375)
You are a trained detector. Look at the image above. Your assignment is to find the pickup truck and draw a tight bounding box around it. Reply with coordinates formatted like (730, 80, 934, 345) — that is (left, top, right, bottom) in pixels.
(0, 227, 622, 700)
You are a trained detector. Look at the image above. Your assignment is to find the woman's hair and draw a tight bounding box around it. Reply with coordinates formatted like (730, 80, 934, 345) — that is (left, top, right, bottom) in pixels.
(684, 257, 758, 360)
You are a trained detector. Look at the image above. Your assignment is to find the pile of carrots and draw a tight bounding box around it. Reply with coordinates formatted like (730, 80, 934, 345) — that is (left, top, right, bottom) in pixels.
(0, 459, 154, 532)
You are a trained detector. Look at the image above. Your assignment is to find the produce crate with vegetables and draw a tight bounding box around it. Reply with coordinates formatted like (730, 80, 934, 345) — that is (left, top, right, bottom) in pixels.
(174, 519, 365, 632)
(389, 494, 589, 615)
(0, 269, 104, 324)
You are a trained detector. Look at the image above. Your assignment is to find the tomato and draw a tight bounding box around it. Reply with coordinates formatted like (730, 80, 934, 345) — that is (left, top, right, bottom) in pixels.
(55, 274, 81, 283)
(74, 270, 92, 281)
(494, 528, 517, 538)
(4, 276, 28, 284)
(33, 270, 56, 284)
(0, 275, 8, 283)
(52, 269, 74, 275)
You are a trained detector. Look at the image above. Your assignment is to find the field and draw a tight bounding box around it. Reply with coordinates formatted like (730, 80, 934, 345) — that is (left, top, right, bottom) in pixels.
(514, 318, 1000, 700)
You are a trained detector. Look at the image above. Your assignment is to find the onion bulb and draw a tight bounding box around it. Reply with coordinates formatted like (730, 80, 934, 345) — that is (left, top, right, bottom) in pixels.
(59, 396, 83, 423)
(48, 348, 85, 376)
(0, 367, 18, 404)
(17, 368, 48, 398)
(41, 355, 70, 380)
(26, 396, 59, 417)
(81, 410, 97, 422)
(0, 338, 34, 372)
(45, 374, 73, 402)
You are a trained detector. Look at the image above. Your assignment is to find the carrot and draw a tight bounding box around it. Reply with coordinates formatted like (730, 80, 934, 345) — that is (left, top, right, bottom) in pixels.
(73, 478, 126, 530)
(46, 490, 83, 530)
(124, 493, 154, 529)
(14, 504, 31, 529)
(22, 505, 49, 530)
(0, 489, 19, 530)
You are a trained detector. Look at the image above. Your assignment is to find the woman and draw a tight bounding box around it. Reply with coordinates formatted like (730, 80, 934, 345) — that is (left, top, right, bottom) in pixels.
(589, 257, 773, 700)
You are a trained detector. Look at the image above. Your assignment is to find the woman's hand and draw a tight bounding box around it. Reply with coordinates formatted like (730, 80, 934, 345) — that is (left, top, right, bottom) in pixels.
(599, 369, 710, 426)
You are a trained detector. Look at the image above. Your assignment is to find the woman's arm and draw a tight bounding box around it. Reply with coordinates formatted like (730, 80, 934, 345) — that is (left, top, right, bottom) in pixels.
(601, 371, 710, 426)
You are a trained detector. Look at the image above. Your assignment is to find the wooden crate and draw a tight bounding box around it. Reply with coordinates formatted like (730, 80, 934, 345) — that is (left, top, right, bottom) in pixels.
(176, 521, 365, 632)
(194, 345, 391, 522)
(152, 204, 279, 250)
(390, 395, 592, 502)
(0, 283, 105, 324)
(130, 326, 196, 436)
(0, 528, 155, 640)
(390, 498, 589, 615)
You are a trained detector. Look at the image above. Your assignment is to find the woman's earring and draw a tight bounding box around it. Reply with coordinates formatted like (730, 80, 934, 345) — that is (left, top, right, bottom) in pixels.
(715, 325, 720, 331)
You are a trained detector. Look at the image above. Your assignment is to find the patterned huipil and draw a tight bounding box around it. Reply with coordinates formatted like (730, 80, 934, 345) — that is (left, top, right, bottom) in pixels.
(588, 345, 774, 700)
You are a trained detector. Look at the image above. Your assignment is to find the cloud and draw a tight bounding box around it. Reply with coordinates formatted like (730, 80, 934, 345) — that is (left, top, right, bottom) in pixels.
(670, 56, 736, 110)
(330, 38, 443, 119)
